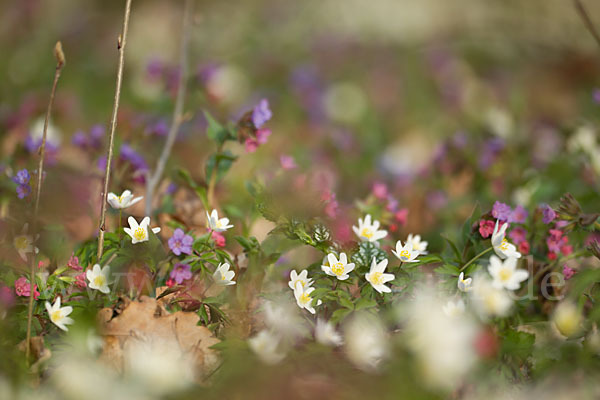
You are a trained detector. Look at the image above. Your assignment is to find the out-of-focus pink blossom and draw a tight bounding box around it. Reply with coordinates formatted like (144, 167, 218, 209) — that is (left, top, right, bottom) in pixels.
(518, 241, 530, 255)
(321, 190, 339, 218)
(394, 209, 408, 225)
(67, 253, 83, 271)
(0, 285, 15, 309)
(372, 182, 388, 200)
(166, 278, 176, 288)
(563, 265, 575, 280)
(508, 226, 527, 245)
(14, 277, 40, 300)
(479, 220, 495, 238)
(211, 230, 226, 247)
(74, 272, 87, 288)
(280, 155, 297, 170)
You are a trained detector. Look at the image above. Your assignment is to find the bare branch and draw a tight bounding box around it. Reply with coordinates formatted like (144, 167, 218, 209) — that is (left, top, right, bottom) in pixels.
(574, 0, 600, 49)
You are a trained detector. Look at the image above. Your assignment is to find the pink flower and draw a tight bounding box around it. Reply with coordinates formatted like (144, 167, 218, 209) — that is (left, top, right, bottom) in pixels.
(561, 244, 573, 256)
(548, 252, 557, 261)
(74, 272, 87, 288)
(518, 241, 530, 255)
(479, 220, 495, 238)
(394, 209, 408, 225)
(14, 277, 40, 300)
(166, 278, 176, 288)
(256, 128, 271, 144)
(67, 253, 82, 271)
(562, 265, 575, 280)
(0, 285, 15, 309)
(508, 226, 527, 245)
(321, 191, 339, 218)
(211, 230, 226, 247)
(372, 182, 388, 200)
(245, 138, 259, 153)
(279, 155, 297, 170)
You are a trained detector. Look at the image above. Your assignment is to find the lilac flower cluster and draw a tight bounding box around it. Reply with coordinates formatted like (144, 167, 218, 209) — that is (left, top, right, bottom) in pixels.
(252, 99, 272, 129)
(119, 144, 149, 183)
(12, 169, 31, 199)
(169, 263, 192, 284)
(491, 201, 529, 223)
(24, 137, 59, 164)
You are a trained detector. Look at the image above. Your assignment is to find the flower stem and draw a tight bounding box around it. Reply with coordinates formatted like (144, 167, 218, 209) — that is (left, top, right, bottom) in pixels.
(97, 0, 133, 263)
(25, 42, 65, 360)
(25, 41, 65, 361)
(459, 246, 493, 272)
(145, 0, 194, 216)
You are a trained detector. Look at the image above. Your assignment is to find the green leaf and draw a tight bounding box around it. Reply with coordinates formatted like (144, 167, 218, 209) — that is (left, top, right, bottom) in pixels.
(501, 329, 535, 361)
(338, 295, 354, 310)
(204, 111, 233, 146)
(442, 235, 462, 263)
(351, 242, 387, 270)
(355, 297, 377, 310)
(331, 308, 352, 323)
(434, 263, 460, 276)
(205, 151, 238, 184)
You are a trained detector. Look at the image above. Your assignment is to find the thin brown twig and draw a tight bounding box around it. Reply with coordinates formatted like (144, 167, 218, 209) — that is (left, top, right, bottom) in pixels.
(25, 41, 65, 361)
(574, 0, 600, 49)
(97, 0, 133, 262)
(145, 0, 194, 216)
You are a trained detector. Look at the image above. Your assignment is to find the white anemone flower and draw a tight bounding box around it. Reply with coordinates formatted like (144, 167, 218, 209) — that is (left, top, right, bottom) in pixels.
(288, 269, 313, 290)
(86, 264, 111, 294)
(488, 255, 528, 290)
(344, 313, 388, 371)
(107, 189, 143, 210)
(470, 274, 513, 318)
(352, 214, 387, 242)
(457, 272, 473, 292)
(391, 240, 420, 263)
(293, 281, 321, 314)
(263, 301, 308, 340)
(45, 297, 74, 331)
(322, 252, 355, 280)
(406, 233, 428, 254)
(123, 216, 161, 244)
(442, 299, 465, 317)
(13, 224, 39, 261)
(213, 262, 236, 285)
(403, 288, 478, 390)
(315, 319, 343, 346)
(206, 209, 233, 232)
(248, 330, 286, 365)
(365, 258, 394, 294)
(491, 220, 521, 259)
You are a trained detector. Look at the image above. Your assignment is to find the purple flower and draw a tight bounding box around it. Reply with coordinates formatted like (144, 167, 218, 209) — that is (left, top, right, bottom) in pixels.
(478, 138, 504, 170)
(120, 143, 149, 172)
(508, 226, 528, 245)
(252, 99, 272, 128)
(170, 263, 192, 284)
(89, 124, 105, 148)
(511, 205, 528, 224)
(492, 201, 512, 222)
(593, 88, 600, 104)
(72, 131, 89, 148)
(541, 204, 556, 224)
(147, 120, 169, 137)
(16, 184, 31, 199)
(97, 156, 107, 171)
(12, 169, 30, 185)
(168, 228, 193, 256)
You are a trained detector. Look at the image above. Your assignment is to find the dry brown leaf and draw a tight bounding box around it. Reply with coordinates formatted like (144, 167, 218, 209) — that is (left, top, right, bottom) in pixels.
(98, 295, 220, 382)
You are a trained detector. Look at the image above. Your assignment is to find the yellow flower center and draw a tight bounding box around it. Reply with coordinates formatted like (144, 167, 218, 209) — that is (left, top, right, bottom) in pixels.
(499, 238, 509, 251)
(331, 262, 345, 276)
(216, 220, 223, 229)
(93, 275, 106, 287)
(221, 273, 226, 280)
(399, 250, 410, 259)
(498, 268, 512, 282)
(360, 228, 373, 239)
(370, 271, 384, 285)
(51, 309, 63, 322)
(133, 227, 146, 241)
(14, 235, 30, 250)
(118, 194, 125, 203)
(299, 292, 311, 305)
